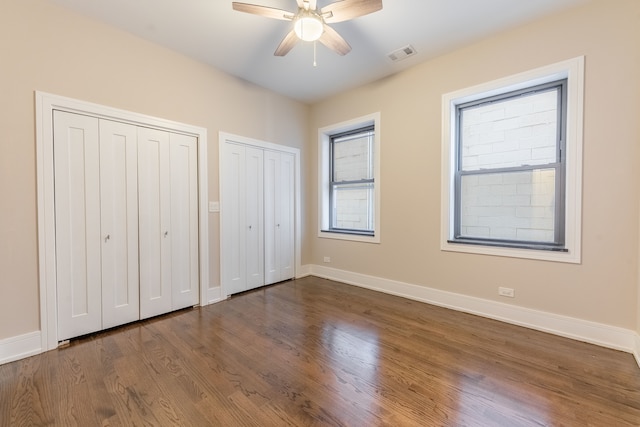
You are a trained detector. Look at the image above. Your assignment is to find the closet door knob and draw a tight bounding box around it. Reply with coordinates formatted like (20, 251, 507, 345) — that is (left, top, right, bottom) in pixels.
(164, 231, 169, 237)
(104, 234, 111, 243)
(248, 225, 252, 230)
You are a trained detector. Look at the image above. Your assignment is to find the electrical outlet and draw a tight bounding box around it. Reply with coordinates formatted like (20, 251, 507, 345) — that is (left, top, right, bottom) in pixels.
(498, 287, 515, 298)
(323, 256, 331, 263)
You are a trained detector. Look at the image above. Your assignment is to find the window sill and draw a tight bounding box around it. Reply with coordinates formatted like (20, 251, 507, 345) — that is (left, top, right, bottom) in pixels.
(441, 239, 579, 264)
(319, 230, 380, 244)
(448, 239, 568, 252)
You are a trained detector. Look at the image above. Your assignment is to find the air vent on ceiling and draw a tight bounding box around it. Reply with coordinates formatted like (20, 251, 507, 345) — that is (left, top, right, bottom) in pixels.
(387, 44, 417, 62)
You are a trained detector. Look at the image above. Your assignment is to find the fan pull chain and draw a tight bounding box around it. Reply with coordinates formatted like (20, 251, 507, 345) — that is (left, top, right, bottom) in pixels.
(313, 41, 317, 67)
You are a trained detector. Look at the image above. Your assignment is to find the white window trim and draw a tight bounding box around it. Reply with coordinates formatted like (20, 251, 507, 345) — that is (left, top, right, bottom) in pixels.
(318, 112, 381, 243)
(441, 57, 584, 263)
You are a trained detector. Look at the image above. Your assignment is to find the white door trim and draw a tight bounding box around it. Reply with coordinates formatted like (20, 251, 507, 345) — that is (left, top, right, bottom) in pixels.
(218, 132, 302, 299)
(35, 91, 209, 351)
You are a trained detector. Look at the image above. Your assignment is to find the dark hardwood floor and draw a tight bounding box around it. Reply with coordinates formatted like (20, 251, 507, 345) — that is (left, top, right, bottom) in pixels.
(2, 276, 640, 426)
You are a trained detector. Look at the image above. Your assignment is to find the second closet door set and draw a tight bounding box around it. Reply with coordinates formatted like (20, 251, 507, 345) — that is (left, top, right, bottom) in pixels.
(221, 141, 295, 296)
(54, 110, 199, 342)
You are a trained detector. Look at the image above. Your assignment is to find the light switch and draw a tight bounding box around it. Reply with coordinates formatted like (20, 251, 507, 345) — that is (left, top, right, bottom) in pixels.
(209, 201, 220, 212)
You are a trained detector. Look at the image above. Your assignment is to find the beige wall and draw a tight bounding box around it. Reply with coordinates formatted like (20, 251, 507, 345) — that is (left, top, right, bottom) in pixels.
(1, 0, 638, 345)
(308, 0, 640, 329)
(0, 0, 307, 340)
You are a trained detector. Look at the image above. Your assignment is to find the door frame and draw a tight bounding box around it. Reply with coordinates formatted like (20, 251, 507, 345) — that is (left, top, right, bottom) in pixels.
(218, 132, 302, 299)
(35, 91, 209, 351)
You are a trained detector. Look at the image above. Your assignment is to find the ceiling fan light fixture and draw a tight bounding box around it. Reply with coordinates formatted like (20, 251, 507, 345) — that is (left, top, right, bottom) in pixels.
(294, 14, 323, 41)
(232, 0, 383, 57)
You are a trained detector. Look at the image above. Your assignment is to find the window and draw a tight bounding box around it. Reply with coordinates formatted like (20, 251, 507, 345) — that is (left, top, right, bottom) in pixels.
(319, 113, 381, 243)
(455, 80, 566, 249)
(441, 57, 584, 263)
(329, 126, 375, 234)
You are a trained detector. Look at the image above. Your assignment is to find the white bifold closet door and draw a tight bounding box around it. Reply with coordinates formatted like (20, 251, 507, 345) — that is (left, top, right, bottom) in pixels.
(54, 111, 102, 340)
(169, 133, 200, 310)
(99, 120, 140, 329)
(138, 128, 199, 319)
(220, 143, 245, 295)
(54, 111, 140, 340)
(245, 146, 265, 290)
(220, 143, 265, 295)
(221, 141, 294, 295)
(55, 111, 199, 341)
(264, 151, 295, 285)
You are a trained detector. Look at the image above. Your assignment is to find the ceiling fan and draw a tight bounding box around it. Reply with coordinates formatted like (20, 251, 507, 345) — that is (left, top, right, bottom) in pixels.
(232, 0, 383, 57)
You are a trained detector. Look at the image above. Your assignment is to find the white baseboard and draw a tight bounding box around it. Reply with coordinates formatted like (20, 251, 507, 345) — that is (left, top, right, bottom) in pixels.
(634, 332, 640, 368)
(3, 273, 639, 370)
(307, 264, 640, 366)
(296, 264, 313, 278)
(0, 331, 42, 365)
(205, 286, 223, 305)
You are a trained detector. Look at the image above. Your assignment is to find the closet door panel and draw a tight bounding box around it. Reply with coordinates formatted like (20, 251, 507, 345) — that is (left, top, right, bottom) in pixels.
(279, 152, 295, 281)
(245, 146, 264, 290)
(99, 120, 140, 329)
(170, 133, 199, 309)
(264, 151, 295, 284)
(263, 151, 280, 285)
(53, 111, 102, 341)
(221, 143, 247, 295)
(138, 127, 172, 319)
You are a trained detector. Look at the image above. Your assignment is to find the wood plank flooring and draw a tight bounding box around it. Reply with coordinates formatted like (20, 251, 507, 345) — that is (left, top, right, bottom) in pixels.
(2, 276, 640, 426)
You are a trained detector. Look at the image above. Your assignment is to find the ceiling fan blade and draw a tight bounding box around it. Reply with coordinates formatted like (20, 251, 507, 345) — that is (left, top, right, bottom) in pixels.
(232, 2, 294, 20)
(319, 24, 351, 56)
(274, 30, 299, 56)
(296, 0, 304, 7)
(308, 0, 318, 11)
(322, 0, 383, 24)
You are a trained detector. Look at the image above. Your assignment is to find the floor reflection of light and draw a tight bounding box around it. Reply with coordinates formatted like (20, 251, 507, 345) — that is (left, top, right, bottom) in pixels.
(319, 320, 382, 421)
(451, 363, 552, 426)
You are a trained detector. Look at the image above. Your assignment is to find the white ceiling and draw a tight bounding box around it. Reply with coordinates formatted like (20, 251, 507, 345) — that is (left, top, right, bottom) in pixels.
(49, 0, 589, 103)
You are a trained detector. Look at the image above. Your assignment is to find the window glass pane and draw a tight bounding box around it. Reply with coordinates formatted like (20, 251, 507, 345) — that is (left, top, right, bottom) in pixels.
(331, 182, 374, 232)
(460, 169, 556, 243)
(332, 132, 373, 182)
(461, 90, 558, 171)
